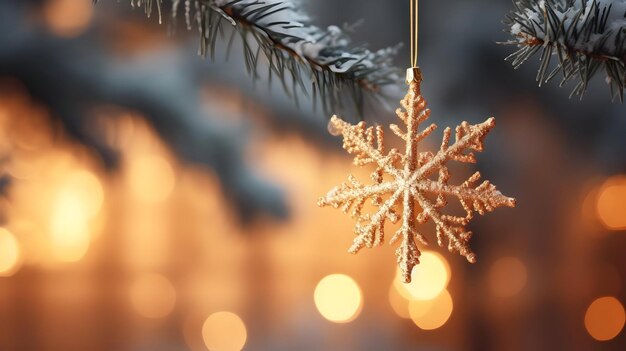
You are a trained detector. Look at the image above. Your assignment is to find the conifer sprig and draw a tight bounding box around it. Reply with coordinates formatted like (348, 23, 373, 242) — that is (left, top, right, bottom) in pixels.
(102, 0, 402, 114)
(503, 0, 626, 101)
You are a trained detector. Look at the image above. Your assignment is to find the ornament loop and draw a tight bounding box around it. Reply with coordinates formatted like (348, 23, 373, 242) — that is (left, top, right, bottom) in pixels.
(405, 67, 422, 85)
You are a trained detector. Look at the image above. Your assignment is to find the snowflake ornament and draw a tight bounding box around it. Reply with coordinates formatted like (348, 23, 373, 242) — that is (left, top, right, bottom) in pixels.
(318, 69, 516, 283)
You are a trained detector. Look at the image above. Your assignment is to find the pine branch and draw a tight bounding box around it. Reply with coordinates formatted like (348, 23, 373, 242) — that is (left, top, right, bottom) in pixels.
(101, 0, 402, 115)
(503, 0, 626, 101)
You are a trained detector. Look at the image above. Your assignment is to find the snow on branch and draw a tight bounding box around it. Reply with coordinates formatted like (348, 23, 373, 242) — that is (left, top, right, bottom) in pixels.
(503, 0, 626, 101)
(105, 0, 402, 115)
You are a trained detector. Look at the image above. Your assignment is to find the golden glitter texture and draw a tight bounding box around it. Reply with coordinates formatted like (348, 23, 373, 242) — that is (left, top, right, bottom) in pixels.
(318, 70, 516, 283)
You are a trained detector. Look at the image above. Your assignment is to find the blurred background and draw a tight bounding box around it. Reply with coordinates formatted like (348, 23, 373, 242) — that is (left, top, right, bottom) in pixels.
(0, 0, 625, 350)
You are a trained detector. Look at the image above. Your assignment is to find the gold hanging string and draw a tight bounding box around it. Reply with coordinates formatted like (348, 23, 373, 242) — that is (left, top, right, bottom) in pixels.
(410, 0, 418, 67)
(407, 0, 421, 83)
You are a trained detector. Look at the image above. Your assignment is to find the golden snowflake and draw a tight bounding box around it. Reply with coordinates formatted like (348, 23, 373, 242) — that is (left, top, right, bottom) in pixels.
(318, 70, 516, 283)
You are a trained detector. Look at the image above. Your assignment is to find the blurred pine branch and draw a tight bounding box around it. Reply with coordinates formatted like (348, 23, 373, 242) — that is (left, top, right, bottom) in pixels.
(1, 0, 301, 221)
(100, 0, 402, 115)
(503, 0, 626, 101)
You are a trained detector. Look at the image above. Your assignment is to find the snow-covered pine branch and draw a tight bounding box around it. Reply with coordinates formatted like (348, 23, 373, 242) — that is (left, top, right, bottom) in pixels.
(503, 0, 626, 101)
(103, 0, 402, 115)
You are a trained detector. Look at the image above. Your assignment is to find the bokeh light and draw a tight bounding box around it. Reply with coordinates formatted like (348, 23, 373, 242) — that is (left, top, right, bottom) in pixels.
(314, 274, 363, 323)
(64, 170, 105, 218)
(130, 273, 177, 319)
(595, 176, 626, 230)
(388, 284, 410, 319)
(127, 155, 176, 204)
(43, 0, 94, 37)
(48, 169, 104, 262)
(394, 251, 450, 300)
(409, 289, 454, 330)
(0, 228, 21, 276)
(489, 256, 528, 297)
(202, 311, 248, 351)
(49, 194, 90, 262)
(584, 296, 625, 341)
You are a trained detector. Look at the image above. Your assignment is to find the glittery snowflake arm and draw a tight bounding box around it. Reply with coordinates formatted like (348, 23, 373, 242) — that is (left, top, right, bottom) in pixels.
(318, 117, 402, 251)
(327, 117, 402, 178)
(319, 75, 516, 283)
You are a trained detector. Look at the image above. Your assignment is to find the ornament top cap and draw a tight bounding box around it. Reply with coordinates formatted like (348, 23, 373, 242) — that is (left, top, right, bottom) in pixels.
(406, 67, 422, 85)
